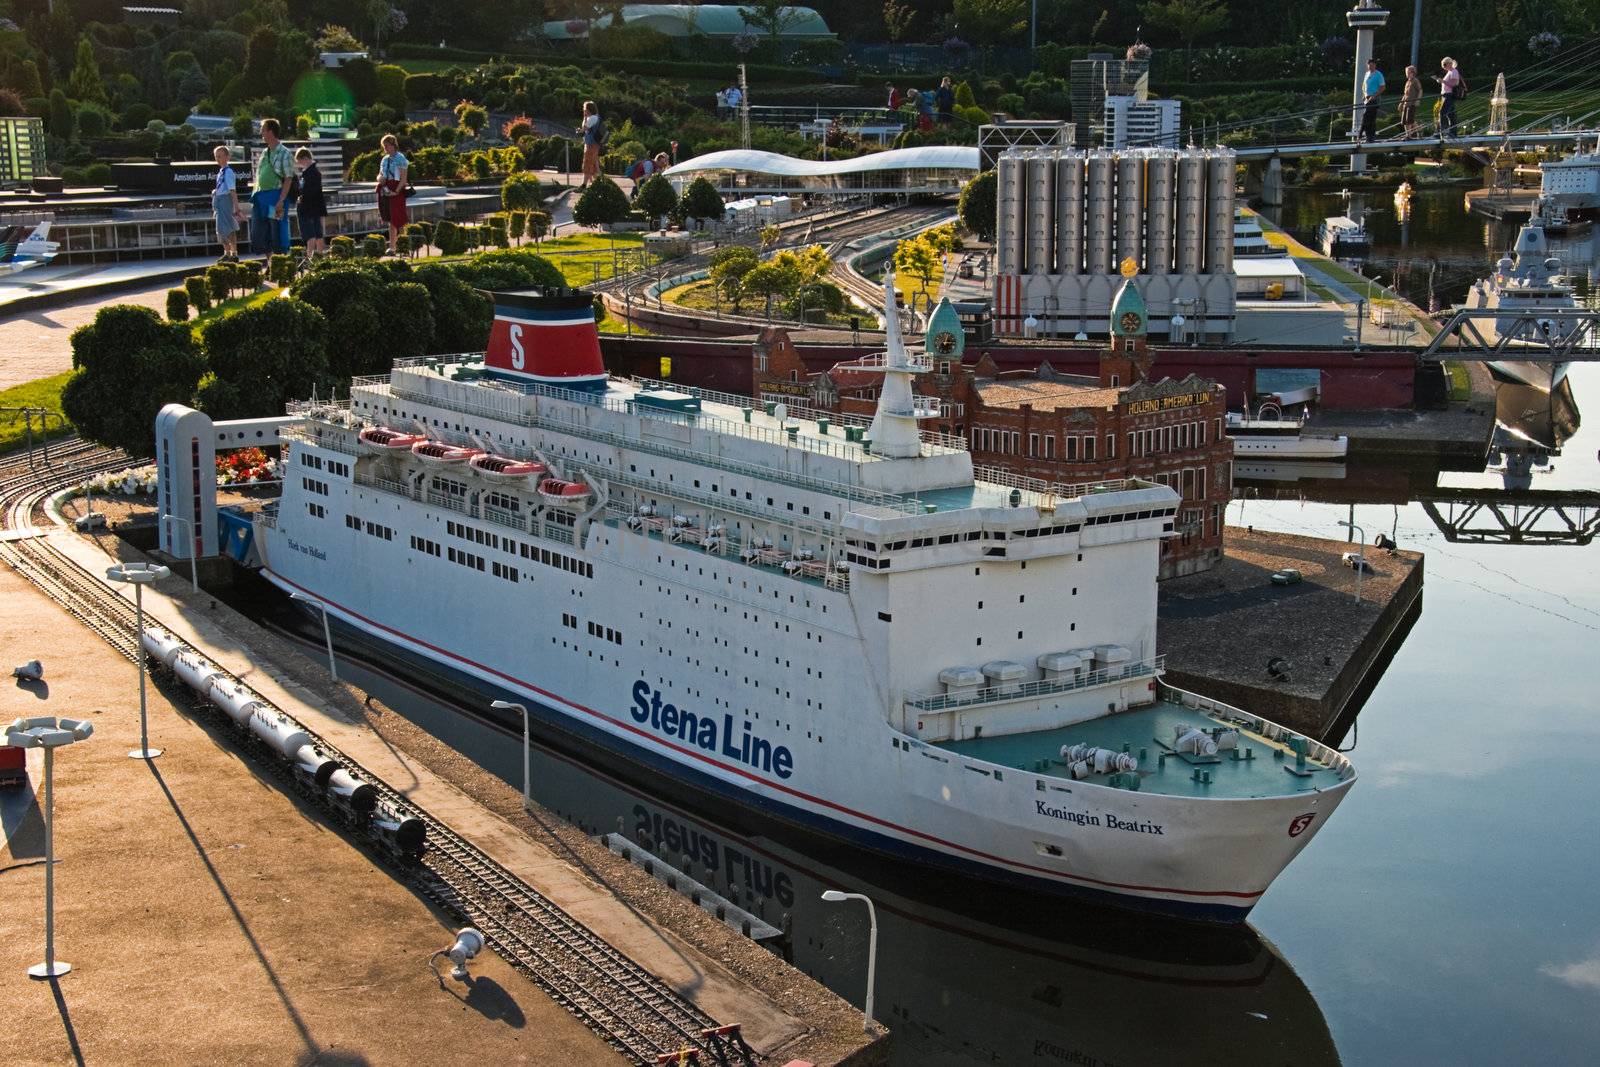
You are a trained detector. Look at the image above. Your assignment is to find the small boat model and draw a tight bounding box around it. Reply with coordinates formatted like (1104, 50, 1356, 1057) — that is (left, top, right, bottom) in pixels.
(469, 453, 547, 480)
(538, 477, 592, 509)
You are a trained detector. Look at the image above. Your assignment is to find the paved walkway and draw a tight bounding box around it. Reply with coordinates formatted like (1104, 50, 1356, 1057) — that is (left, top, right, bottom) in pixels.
(0, 281, 175, 391)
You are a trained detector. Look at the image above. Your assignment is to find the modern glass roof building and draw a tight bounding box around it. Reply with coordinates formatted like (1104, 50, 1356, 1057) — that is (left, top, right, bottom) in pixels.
(663, 146, 980, 196)
(543, 5, 833, 40)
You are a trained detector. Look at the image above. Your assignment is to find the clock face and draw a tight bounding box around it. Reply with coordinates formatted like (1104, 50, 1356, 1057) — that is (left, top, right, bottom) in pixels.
(1119, 311, 1143, 334)
(933, 330, 957, 354)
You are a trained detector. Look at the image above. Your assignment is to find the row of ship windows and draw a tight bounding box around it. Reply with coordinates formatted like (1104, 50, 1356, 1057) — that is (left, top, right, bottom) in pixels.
(561, 612, 623, 646)
(345, 514, 394, 541)
(445, 518, 595, 578)
(653, 559, 830, 614)
(973, 622, 1075, 646)
(626, 467, 834, 521)
(300, 453, 350, 477)
(643, 583, 831, 647)
(302, 476, 330, 496)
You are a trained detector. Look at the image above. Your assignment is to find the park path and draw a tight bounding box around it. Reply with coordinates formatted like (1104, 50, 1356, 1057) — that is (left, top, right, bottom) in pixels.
(0, 282, 172, 391)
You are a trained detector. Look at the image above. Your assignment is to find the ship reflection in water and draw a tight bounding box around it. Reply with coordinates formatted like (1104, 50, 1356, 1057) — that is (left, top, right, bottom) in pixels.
(299, 652, 1340, 1067)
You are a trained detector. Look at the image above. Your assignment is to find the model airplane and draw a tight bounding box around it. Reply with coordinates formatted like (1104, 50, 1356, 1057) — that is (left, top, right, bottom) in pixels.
(0, 221, 59, 275)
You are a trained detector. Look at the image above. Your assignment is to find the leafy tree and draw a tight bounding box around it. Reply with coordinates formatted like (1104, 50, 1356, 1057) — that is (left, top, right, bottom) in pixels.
(572, 174, 630, 226)
(166, 289, 190, 322)
(893, 234, 942, 292)
(290, 261, 431, 380)
(508, 211, 527, 244)
(375, 64, 408, 111)
(414, 263, 492, 352)
(635, 173, 678, 221)
(738, 1, 808, 54)
(47, 89, 72, 139)
(958, 169, 997, 241)
(527, 210, 552, 244)
(951, 0, 1028, 46)
(742, 260, 799, 318)
(313, 25, 365, 53)
(0, 88, 25, 117)
(708, 245, 758, 310)
(883, 0, 917, 43)
(450, 248, 565, 291)
(195, 298, 331, 421)
(502, 172, 544, 213)
(61, 306, 205, 456)
(454, 100, 489, 137)
(676, 176, 725, 225)
(1142, 0, 1229, 71)
(67, 38, 105, 104)
(184, 276, 212, 314)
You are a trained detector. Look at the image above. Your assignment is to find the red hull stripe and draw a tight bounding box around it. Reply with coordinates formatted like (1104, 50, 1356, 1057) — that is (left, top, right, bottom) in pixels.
(265, 568, 1264, 902)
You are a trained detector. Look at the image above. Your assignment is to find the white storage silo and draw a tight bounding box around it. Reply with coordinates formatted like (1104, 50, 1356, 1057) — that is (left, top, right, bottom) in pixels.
(1027, 153, 1055, 275)
(1115, 152, 1144, 273)
(1205, 150, 1237, 275)
(997, 152, 1023, 276)
(1145, 150, 1176, 276)
(1054, 153, 1084, 276)
(1176, 149, 1206, 275)
(1085, 151, 1115, 275)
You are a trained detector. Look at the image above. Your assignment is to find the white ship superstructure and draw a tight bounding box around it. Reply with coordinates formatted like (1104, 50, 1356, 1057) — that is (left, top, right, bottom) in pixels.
(255, 277, 1354, 921)
(1466, 221, 1577, 391)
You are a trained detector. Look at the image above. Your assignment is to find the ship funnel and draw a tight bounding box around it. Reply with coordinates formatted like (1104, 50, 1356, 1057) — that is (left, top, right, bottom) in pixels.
(484, 288, 607, 392)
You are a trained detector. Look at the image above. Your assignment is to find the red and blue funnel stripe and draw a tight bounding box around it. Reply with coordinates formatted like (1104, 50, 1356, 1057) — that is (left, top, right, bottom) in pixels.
(484, 290, 607, 392)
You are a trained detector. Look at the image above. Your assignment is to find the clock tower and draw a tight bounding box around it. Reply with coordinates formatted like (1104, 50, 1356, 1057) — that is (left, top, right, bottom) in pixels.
(1103, 275, 1153, 388)
(923, 296, 965, 369)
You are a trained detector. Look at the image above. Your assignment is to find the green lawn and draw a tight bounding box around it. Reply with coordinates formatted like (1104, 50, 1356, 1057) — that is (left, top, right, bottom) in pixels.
(661, 279, 855, 327)
(0, 371, 74, 454)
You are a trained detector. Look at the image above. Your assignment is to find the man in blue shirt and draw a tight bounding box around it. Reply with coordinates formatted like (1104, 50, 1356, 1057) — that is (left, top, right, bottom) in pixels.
(1359, 59, 1385, 143)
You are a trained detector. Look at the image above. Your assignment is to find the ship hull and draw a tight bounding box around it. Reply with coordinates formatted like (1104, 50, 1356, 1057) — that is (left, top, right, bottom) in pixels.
(266, 565, 1350, 924)
(1486, 358, 1570, 392)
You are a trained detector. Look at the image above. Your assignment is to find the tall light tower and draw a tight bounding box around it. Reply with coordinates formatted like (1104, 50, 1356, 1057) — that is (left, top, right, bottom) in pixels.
(1348, 0, 1391, 174)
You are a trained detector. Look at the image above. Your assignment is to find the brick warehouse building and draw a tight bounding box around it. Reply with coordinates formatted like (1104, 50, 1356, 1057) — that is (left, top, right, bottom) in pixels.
(753, 282, 1232, 578)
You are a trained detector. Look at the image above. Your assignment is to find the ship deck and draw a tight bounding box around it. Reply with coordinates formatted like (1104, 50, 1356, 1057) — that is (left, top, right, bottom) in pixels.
(933, 699, 1344, 799)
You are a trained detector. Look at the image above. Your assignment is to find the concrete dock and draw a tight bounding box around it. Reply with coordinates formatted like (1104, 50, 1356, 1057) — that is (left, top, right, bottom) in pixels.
(1157, 526, 1424, 739)
(3, 519, 882, 1065)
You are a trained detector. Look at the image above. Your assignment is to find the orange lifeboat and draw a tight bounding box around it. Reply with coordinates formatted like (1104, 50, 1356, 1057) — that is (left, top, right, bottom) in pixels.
(538, 476, 592, 509)
(469, 454, 547, 481)
(358, 427, 426, 452)
(410, 441, 483, 465)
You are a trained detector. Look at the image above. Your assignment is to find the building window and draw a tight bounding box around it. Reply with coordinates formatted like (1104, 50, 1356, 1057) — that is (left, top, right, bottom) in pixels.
(1084, 436, 1095, 461)
(1065, 436, 1077, 461)
(1028, 433, 1039, 458)
(1105, 434, 1115, 459)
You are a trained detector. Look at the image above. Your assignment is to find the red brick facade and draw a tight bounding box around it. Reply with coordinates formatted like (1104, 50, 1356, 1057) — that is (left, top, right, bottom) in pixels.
(753, 327, 1231, 579)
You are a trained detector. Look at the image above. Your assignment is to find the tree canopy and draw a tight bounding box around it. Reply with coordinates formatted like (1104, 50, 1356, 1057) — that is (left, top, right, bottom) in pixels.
(61, 306, 205, 457)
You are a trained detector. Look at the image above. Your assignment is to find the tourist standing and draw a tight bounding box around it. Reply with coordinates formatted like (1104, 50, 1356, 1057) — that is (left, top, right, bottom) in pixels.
(294, 147, 327, 260)
(250, 117, 294, 258)
(725, 84, 742, 117)
(1358, 59, 1385, 142)
(1434, 57, 1461, 137)
(887, 84, 902, 111)
(376, 133, 409, 255)
(715, 88, 728, 118)
(1400, 65, 1422, 139)
(212, 145, 240, 263)
(935, 76, 955, 125)
(578, 100, 602, 187)
(917, 87, 934, 132)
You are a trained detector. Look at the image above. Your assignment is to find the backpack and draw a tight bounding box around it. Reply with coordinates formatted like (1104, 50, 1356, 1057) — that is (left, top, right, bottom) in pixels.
(1453, 74, 1468, 100)
(592, 119, 609, 147)
(285, 173, 300, 205)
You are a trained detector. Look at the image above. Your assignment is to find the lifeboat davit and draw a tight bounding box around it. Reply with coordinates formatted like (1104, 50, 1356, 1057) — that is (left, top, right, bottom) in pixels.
(358, 427, 426, 452)
(470, 454, 547, 481)
(410, 441, 483, 464)
(538, 477, 592, 509)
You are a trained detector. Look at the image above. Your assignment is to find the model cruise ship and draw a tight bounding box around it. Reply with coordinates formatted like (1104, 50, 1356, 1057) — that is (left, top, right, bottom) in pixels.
(256, 274, 1355, 922)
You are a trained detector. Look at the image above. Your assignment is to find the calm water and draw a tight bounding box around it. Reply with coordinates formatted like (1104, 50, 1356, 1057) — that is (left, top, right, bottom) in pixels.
(263, 191, 1600, 1063)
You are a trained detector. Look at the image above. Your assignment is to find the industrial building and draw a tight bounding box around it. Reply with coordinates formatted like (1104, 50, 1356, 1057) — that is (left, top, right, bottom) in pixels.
(1103, 95, 1182, 150)
(992, 146, 1237, 341)
(1070, 54, 1150, 146)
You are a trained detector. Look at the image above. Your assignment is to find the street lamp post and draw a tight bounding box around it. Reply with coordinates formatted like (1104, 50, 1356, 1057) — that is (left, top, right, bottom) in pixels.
(161, 514, 200, 592)
(105, 562, 170, 759)
(820, 890, 879, 1033)
(1338, 519, 1366, 603)
(7, 716, 95, 979)
(491, 700, 531, 811)
(288, 592, 338, 682)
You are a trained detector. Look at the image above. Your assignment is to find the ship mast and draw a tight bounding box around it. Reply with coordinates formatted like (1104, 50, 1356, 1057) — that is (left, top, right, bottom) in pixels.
(864, 268, 930, 459)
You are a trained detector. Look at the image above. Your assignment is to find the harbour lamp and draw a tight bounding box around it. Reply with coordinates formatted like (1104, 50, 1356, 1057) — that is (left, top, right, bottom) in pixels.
(821, 890, 881, 1033)
(7, 716, 95, 978)
(105, 561, 170, 759)
(432, 927, 485, 983)
(490, 700, 532, 812)
(287, 591, 338, 682)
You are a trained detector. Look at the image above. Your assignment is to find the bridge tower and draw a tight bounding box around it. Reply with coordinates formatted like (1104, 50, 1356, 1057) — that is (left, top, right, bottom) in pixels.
(1347, 1, 1391, 174)
(1488, 73, 1509, 135)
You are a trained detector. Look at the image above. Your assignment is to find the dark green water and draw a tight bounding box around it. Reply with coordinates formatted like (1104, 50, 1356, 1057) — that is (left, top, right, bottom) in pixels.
(263, 191, 1600, 1062)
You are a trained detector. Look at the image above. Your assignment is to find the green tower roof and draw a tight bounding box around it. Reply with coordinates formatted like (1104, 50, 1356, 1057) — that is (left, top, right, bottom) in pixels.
(1110, 278, 1148, 337)
(924, 297, 965, 360)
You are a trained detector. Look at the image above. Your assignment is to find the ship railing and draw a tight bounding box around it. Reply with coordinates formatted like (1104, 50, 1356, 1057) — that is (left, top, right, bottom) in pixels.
(904, 657, 1165, 714)
(425, 488, 469, 514)
(541, 522, 575, 546)
(483, 503, 527, 532)
(258, 504, 279, 529)
(384, 379, 928, 517)
(279, 421, 362, 458)
(833, 351, 936, 373)
(355, 472, 417, 500)
(971, 466, 1142, 504)
(1157, 681, 1355, 780)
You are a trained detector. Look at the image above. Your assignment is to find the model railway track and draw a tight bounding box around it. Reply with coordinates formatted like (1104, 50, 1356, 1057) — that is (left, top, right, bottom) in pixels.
(0, 439, 748, 1067)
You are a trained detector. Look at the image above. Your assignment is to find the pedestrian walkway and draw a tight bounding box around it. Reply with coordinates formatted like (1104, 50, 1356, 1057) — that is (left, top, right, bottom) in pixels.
(0, 256, 218, 321)
(0, 281, 175, 391)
